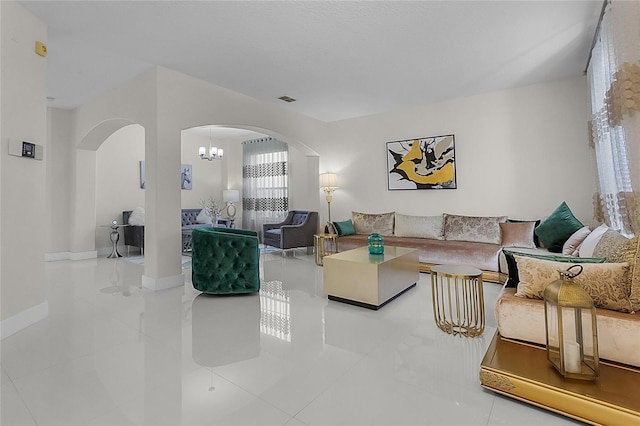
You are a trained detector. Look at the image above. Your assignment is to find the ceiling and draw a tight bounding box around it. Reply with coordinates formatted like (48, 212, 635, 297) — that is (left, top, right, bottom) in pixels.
(20, 0, 602, 123)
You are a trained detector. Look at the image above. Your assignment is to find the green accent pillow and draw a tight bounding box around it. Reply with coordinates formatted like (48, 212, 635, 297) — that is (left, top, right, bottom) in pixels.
(534, 202, 584, 253)
(502, 249, 605, 288)
(333, 219, 355, 236)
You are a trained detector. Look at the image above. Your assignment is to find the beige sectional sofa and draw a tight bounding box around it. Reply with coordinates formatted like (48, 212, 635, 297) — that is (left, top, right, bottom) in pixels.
(330, 211, 527, 283)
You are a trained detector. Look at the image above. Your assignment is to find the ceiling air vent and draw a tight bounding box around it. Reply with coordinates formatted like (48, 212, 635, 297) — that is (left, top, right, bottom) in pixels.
(278, 95, 296, 103)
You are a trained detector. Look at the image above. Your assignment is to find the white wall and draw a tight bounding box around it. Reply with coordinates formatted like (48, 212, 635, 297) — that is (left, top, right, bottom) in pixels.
(46, 108, 73, 256)
(179, 131, 225, 210)
(289, 147, 320, 211)
(95, 125, 145, 251)
(319, 76, 595, 226)
(1, 1, 48, 331)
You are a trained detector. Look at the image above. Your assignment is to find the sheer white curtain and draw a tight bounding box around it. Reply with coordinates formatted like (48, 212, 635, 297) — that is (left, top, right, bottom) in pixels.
(242, 138, 289, 236)
(588, 0, 640, 237)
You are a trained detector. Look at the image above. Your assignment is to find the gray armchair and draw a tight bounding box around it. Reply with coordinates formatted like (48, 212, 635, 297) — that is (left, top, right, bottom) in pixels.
(263, 210, 318, 250)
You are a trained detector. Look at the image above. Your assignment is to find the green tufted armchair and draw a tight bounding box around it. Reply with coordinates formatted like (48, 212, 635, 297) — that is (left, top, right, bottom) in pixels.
(191, 227, 261, 294)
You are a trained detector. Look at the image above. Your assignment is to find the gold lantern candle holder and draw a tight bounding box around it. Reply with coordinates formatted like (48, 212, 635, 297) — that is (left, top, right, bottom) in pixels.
(543, 264, 599, 381)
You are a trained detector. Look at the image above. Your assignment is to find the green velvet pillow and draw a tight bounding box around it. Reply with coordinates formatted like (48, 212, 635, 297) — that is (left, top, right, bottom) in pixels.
(333, 219, 356, 236)
(534, 202, 584, 253)
(502, 249, 605, 288)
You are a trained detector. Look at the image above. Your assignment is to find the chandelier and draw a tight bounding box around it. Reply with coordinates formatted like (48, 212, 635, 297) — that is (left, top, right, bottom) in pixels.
(199, 129, 224, 161)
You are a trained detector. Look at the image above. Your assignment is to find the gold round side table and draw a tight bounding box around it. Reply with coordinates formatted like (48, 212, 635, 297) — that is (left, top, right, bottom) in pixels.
(314, 233, 338, 266)
(430, 264, 485, 337)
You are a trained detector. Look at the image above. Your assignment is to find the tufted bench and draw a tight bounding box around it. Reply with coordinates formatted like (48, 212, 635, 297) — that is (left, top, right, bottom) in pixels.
(191, 227, 260, 294)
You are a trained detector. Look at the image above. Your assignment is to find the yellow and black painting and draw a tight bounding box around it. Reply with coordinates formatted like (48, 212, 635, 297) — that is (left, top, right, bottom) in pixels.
(387, 135, 456, 190)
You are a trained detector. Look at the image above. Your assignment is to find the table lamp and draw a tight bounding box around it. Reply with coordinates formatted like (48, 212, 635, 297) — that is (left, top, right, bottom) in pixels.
(223, 189, 240, 220)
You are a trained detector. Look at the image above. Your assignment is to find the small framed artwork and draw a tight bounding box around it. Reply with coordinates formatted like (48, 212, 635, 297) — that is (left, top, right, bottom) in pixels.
(180, 164, 192, 190)
(140, 160, 145, 189)
(387, 134, 456, 190)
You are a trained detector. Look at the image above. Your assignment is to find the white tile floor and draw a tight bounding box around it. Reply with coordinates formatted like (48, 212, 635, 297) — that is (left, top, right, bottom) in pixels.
(1, 250, 583, 425)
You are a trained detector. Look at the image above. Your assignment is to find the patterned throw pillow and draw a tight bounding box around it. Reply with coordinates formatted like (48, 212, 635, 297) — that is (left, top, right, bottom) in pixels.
(444, 214, 507, 244)
(593, 230, 640, 312)
(502, 249, 605, 288)
(351, 211, 395, 236)
(514, 255, 633, 313)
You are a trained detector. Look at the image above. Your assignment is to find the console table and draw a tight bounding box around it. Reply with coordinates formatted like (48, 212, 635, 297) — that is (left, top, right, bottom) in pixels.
(101, 221, 129, 258)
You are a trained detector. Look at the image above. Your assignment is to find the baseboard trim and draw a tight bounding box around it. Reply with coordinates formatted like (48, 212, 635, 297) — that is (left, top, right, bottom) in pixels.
(1, 301, 49, 340)
(45, 251, 98, 261)
(142, 273, 184, 291)
(70, 251, 97, 261)
(45, 252, 71, 262)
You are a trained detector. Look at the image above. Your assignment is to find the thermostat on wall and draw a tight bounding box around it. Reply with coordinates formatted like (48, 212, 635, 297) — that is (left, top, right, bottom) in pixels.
(8, 140, 43, 160)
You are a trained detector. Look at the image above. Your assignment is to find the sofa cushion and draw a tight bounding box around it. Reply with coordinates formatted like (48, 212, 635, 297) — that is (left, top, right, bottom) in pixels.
(444, 214, 507, 244)
(291, 213, 308, 225)
(495, 287, 640, 367)
(593, 229, 640, 312)
(579, 224, 609, 257)
(514, 255, 633, 313)
(196, 208, 213, 224)
(128, 206, 145, 226)
(534, 201, 584, 253)
(500, 222, 535, 248)
(325, 222, 338, 234)
(182, 209, 202, 226)
(336, 234, 502, 272)
(502, 249, 606, 288)
(593, 229, 636, 262)
(394, 213, 444, 239)
(352, 211, 394, 236)
(561, 226, 591, 256)
(333, 219, 356, 236)
(508, 218, 542, 247)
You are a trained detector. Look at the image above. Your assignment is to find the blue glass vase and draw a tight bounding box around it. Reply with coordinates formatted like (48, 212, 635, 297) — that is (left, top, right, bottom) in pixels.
(368, 233, 384, 255)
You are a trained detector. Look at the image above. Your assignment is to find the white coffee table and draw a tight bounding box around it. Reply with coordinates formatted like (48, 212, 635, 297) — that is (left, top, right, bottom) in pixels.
(323, 246, 419, 310)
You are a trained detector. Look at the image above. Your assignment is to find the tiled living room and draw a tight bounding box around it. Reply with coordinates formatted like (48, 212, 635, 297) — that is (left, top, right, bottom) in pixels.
(3, 1, 640, 425)
(2, 250, 583, 425)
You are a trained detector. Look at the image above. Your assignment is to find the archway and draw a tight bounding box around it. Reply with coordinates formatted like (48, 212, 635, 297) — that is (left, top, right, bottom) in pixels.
(71, 118, 140, 258)
(180, 124, 320, 232)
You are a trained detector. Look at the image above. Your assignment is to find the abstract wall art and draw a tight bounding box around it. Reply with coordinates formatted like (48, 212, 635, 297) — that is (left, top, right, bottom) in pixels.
(387, 135, 457, 190)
